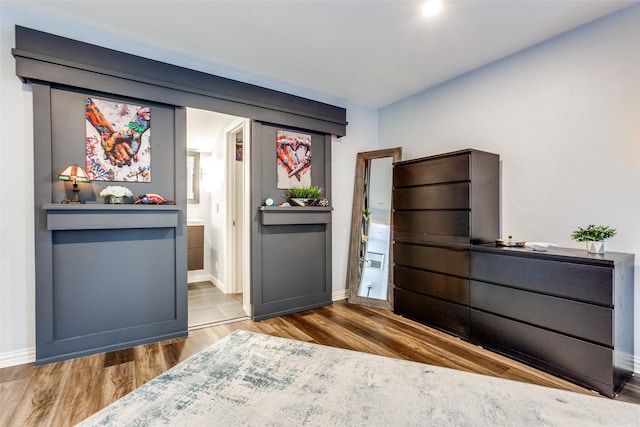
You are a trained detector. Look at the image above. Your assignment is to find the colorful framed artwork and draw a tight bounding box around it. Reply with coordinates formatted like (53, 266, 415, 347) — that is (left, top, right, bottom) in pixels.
(276, 130, 311, 189)
(85, 97, 151, 182)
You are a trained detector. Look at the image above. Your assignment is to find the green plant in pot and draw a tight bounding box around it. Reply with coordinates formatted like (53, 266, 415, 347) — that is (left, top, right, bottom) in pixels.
(571, 224, 616, 254)
(287, 186, 323, 206)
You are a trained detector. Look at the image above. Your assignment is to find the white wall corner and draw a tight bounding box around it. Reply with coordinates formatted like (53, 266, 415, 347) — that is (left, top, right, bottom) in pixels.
(210, 275, 226, 293)
(0, 347, 35, 369)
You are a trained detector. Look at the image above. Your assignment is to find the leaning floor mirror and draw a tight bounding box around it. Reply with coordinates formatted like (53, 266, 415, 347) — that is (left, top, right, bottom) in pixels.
(347, 147, 402, 310)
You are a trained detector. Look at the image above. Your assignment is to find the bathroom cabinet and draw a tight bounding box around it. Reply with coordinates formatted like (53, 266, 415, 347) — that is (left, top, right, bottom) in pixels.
(187, 224, 204, 271)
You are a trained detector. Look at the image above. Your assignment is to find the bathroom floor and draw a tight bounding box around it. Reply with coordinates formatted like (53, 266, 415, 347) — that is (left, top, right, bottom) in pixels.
(188, 281, 246, 327)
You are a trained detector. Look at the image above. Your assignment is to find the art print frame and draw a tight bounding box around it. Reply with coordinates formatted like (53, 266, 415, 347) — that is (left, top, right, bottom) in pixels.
(85, 97, 151, 182)
(276, 130, 311, 189)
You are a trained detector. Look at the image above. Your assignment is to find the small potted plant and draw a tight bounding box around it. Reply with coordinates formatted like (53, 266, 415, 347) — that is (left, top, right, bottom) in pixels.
(100, 185, 133, 204)
(571, 224, 617, 254)
(287, 186, 323, 206)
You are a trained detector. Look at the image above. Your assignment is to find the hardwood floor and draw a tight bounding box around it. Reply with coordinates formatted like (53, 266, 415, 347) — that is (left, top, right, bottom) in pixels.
(1, 300, 638, 426)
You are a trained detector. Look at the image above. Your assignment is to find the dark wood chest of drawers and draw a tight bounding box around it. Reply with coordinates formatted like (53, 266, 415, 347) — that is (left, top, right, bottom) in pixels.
(470, 245, 634, 397)
(392, 148, 634, 397)
(392, 149, 499, 338)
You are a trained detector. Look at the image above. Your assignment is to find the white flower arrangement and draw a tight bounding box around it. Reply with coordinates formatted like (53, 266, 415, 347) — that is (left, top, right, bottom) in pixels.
(99, 185, 133, 198)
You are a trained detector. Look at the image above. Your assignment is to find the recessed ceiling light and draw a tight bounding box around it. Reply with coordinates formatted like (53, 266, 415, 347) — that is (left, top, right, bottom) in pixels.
(422, 0, 443, 17)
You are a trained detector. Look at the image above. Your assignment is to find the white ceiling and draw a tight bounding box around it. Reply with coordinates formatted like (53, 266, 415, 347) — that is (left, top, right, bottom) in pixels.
(4, 0, 637, 108)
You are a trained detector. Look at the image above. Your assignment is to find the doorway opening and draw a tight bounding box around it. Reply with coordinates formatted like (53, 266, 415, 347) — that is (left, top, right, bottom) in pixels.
(185, 108, 251, 328)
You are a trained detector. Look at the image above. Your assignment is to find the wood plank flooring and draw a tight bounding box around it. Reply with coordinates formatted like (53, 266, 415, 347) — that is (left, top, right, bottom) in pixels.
(1, 300, 638, 426)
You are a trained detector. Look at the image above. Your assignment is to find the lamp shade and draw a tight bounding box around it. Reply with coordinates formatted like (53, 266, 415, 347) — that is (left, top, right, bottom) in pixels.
(59, 164, 89, 182)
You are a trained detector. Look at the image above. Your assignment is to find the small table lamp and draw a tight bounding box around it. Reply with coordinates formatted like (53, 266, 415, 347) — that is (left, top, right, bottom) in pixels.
(59, 164, 90, 204)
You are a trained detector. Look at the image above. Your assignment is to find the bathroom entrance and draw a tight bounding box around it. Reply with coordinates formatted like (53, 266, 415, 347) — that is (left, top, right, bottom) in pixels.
(186, 108, 251, 327)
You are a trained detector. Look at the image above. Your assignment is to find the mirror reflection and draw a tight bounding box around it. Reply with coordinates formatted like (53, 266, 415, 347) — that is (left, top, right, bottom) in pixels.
(348, 147, 402, 310)
(187, 151, 200, 203)
(357, 157, 393, 300)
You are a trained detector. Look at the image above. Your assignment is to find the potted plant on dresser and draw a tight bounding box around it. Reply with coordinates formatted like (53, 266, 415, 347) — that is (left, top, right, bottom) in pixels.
(571, 224, 617, 254)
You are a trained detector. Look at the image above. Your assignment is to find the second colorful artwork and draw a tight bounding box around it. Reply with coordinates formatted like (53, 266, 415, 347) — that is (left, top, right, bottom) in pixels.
(276, 130, 311, 189)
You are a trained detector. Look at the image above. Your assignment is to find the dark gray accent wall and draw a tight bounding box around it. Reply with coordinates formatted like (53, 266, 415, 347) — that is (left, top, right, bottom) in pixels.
(33, 82, 188, 364)
(17, 25, 338, 362)
(251, 122, 333, 320)
(51, 88, 177, 203)
(13, 26, 347, 136)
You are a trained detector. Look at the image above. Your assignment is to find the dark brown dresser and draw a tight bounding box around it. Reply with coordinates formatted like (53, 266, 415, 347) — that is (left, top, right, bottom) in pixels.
(392, 148, 634, 397)
(470, 245, 634, 397)
(392, 149, 500, 339)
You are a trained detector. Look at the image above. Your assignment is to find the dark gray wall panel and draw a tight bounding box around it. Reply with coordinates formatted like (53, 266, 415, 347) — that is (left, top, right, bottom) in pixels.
(52, 228, 176, 340)
(50, 88, 176, 203)
(251, 122, 332, 320)
(33, 83, 187, 364)
(261, 225, 326, 303)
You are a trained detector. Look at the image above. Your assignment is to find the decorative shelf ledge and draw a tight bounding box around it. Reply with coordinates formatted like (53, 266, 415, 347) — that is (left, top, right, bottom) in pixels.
(259, 206, 333, 226)
(43, 203, 181, 230)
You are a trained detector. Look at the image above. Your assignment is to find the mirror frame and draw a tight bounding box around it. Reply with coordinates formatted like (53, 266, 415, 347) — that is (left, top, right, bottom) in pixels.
(347, 147, 402, 310)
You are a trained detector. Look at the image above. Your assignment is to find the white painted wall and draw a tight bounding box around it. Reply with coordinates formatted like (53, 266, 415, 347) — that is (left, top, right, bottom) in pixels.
(0, 8, 37, 367)
(331, 106, 380, 299)
(379, 6, 640, 368)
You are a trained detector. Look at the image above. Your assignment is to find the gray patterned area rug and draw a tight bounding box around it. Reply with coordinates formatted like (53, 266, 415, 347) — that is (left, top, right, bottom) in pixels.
(77, 330, 639, 426)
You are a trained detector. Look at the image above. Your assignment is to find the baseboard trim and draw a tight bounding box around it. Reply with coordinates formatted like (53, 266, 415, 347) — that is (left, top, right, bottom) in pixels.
(210, 275, 226, 292)
(0, 347, 35, 368)
(188, 274, 231, 294)
(332, 289, 348, 301)
(187, 273, 213, 284)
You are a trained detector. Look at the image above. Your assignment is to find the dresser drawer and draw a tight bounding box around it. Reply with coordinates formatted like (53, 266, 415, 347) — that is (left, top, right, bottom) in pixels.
(470, 281, 612, 346)
(394, 211, 469, 240)
(394, 153, 469, 187)
(470, 309, 614, 395)
(394, 182, 470, 210)
(395, 288, 469, 338)
(470, 252, 613, 306)
(395, 266, 469, 305)
(394, 243, 469, 277)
